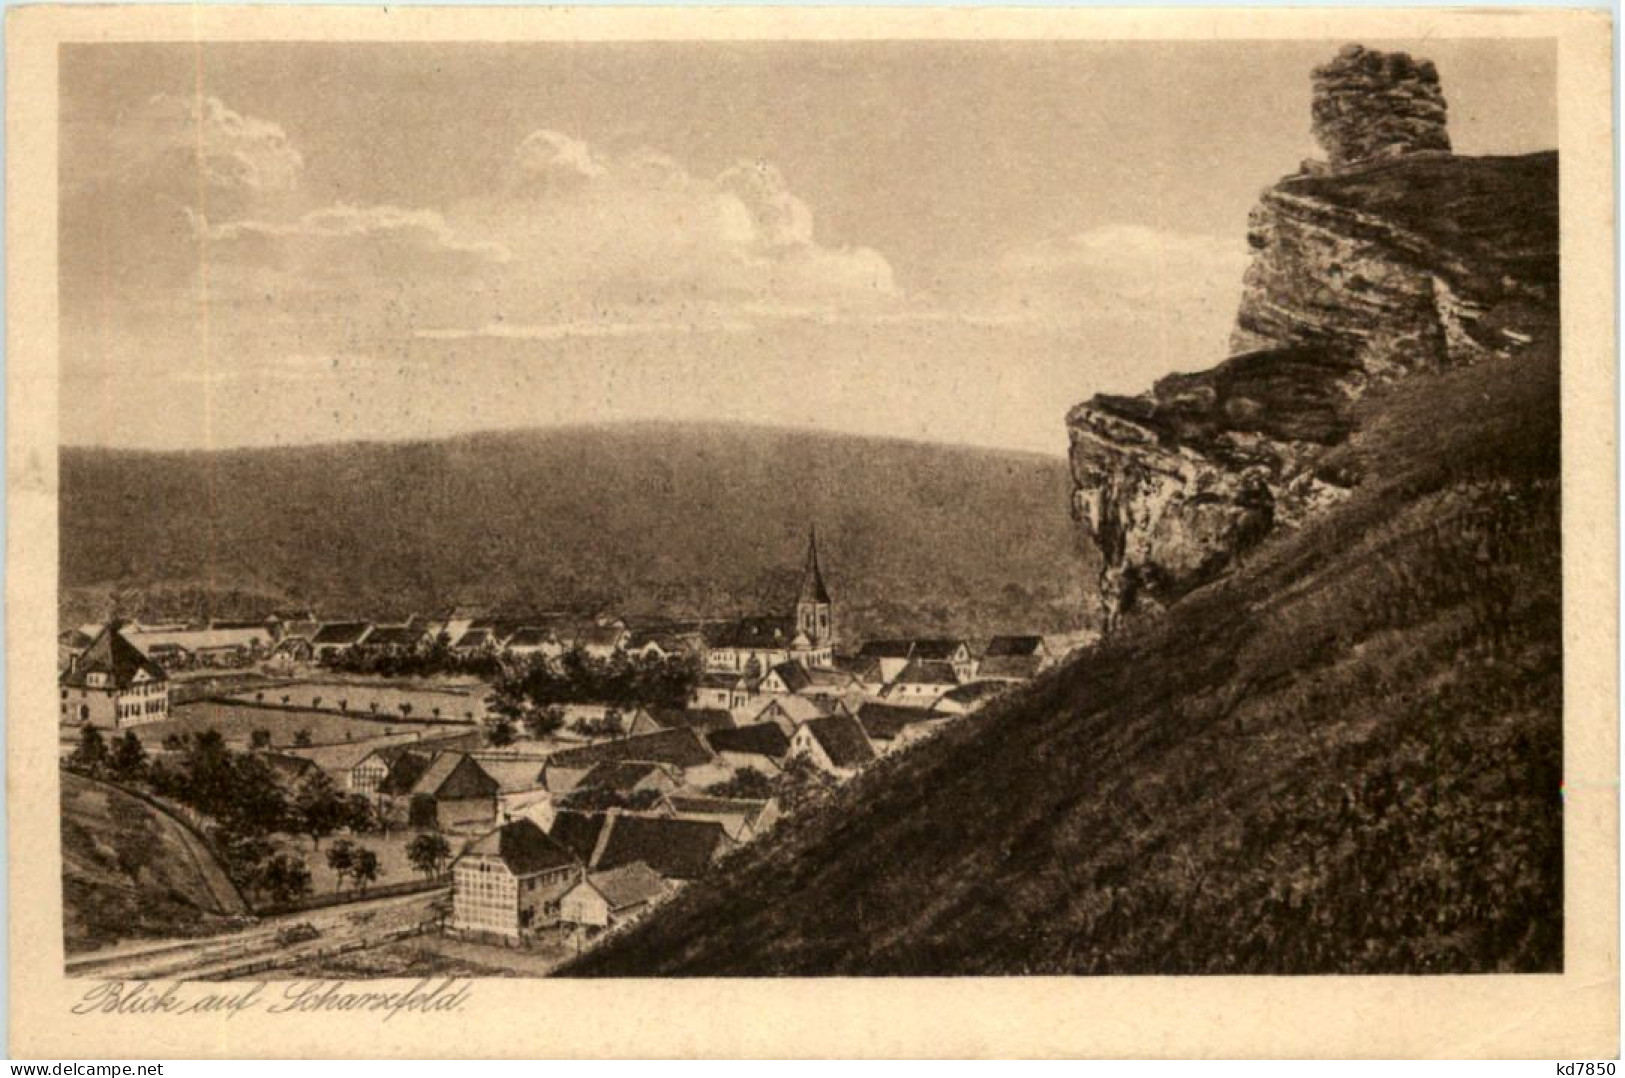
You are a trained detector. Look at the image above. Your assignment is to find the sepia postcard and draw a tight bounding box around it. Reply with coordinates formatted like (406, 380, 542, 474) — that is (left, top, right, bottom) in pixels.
(6, 4, 1617, 1059)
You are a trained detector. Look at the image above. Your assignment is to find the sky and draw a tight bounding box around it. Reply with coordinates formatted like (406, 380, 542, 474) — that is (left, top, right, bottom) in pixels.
(60, 39, 1556, 456)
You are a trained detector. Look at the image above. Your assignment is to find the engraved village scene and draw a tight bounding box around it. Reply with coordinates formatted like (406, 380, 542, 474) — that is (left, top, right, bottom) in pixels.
(57, 40, 1562, 979)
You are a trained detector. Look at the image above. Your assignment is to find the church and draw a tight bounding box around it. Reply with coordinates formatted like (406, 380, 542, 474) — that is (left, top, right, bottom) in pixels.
(703, 528, 837, 676)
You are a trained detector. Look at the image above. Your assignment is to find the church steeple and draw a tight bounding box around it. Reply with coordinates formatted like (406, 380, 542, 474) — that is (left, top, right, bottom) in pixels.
(798, 525, 832, 605)
(795, 525, 835, 649)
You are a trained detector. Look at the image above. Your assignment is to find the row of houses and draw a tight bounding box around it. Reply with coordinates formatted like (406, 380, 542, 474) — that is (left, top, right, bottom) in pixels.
(441, 688, 976, 942)
(58, 610, 696, 673)
(687, 633, 1050, 729)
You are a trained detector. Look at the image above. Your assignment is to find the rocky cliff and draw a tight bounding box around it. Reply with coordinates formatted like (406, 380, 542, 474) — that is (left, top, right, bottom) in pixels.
(1068, 45, 1558, 625)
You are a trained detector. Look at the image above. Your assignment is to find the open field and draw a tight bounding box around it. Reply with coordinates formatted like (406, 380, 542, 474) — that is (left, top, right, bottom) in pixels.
(114, 700, 480, 751)
(220, 678, 491, 723)
(286, 828, 457, 896)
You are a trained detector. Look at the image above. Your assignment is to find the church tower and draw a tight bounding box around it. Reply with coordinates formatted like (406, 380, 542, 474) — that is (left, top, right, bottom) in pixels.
(795, 525, 835, 652)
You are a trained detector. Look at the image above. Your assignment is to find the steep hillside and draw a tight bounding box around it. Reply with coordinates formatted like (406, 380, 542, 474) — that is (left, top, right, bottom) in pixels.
(569, 342, 1561, 975)
(567, 45, 1563, 977)
(60, 423, 1095, 640)
(61, 771, 249, 953)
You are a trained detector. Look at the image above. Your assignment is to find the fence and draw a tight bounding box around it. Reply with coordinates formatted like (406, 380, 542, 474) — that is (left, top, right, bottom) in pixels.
(199, 923, 432, 980)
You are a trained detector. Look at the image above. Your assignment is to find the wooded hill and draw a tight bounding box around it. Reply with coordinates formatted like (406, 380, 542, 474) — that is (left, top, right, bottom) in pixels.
(60, 423, 1097, 641)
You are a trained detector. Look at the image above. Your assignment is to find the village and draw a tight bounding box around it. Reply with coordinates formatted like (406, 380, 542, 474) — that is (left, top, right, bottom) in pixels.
(57, 528, 1070, 975)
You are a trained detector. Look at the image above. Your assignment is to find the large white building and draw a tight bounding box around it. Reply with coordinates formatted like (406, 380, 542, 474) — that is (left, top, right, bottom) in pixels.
(451, 819, 582, 940)
(59, 621, 170, 729)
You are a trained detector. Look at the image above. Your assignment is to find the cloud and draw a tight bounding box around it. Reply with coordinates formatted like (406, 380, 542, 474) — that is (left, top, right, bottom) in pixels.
(201, 203, 511, 278)
(509, 129, 609, 188)
(67, 100, 906, 390)
(452, 133, 898, 317)
(71, 93, 303, 211)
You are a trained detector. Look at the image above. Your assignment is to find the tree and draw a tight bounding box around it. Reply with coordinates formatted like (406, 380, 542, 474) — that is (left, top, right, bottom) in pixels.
(68, 725, 109, 777)
(706, 767, 774, 800)
(325, 838, 358, 892)
(563, 785, 664, 813)
(108, 731, 150, 784)
(214, 827, 276, 892)
(525, 705, 566, 741)
(351, 848, 382, 894)
(342, 794, 378, 835)
(293, 728, 313, 748)
(774, 755, 838, 814)
(257, 852, 313, 905)
(487, 717, 517, 748)
(428, 891, 454, 934)
(222, 753, 292, 837)
(249, 728, 272, 751)
(406, 832, 452, 880)
(399, 702, 413, 719)
(161, 733, 185, 752)
(293, 772, 347, 849)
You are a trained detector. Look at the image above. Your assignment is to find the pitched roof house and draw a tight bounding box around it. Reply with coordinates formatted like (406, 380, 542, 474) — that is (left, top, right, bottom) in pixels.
(627, 707, 737, 737)
(255, 752, 327, 789)
(690, 671, 756, 711)
(451, 819, 583, 939)
(857, 638, 975, 683)
(310, 621, 372, 657)
(933, 679, 1010, 714)
(503, 627, 564, 659)
(452, 627, 499, 653)
(382, 751, 501, 830)
(976, 635, 1051, 682)
(664, 795, 781, 842)
(547, 811, 733, 881)
(789, 712, 878, 775)
(705, 722, 793, 766)
(759, 660, 814, 695)
(856, 702, 954, 752)
(361, 624, 429, 651)
(881, 659, 963, 706)
(59, 621, 170, 728)
(591, 814, 735, 880)
(571, 761, 682, 799)
(557, 861, 668, 929)
(750, 694, 830, 734)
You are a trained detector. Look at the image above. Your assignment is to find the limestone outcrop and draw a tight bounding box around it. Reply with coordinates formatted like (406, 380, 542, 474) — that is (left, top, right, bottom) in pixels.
(1068, 46, 1558, 626)
(1311, 44, 1450, 169)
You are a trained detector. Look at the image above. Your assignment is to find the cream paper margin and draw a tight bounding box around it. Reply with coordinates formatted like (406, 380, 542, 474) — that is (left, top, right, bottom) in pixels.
(6, 5, 1616, 1059)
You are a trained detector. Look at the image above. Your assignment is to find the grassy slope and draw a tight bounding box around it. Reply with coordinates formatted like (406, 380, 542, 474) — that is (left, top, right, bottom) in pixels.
(569, 343, 1562, 976)
(61, 771, 249, 953)
(60, 423, 1095, 640)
